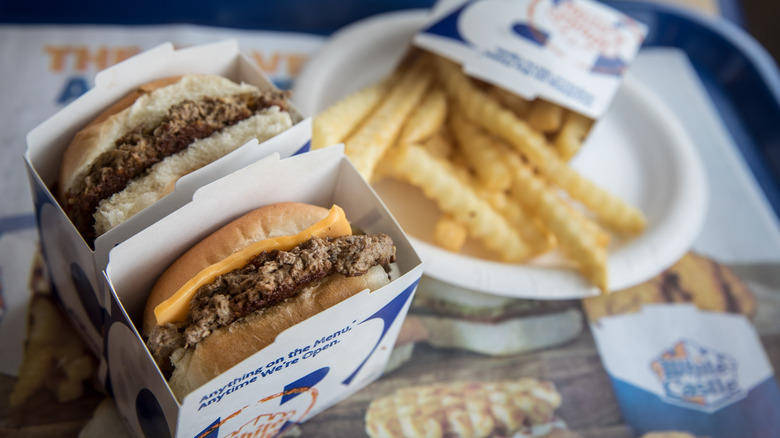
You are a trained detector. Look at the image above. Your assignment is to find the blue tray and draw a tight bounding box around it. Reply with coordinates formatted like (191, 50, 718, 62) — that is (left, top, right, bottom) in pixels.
(605, 0, 780, 221)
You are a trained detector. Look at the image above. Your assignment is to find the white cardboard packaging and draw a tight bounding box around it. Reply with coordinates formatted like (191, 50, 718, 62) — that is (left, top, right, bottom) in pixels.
(102, 146, 423, 437)
(589, 304, 780, 437)
(24, 40, 310, 358)
(23, 39, 424, 437)
(414, 0, 647, 119)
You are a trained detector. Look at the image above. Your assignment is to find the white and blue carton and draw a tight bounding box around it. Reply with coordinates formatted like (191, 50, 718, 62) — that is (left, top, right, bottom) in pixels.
(589, 303, 780, 437)
(414, 0, 647, 120)
(23, 40, 424, 437)
(102, 146, 423, 437)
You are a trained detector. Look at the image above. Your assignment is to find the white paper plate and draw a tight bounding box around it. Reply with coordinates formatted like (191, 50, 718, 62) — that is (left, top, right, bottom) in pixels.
(292, 10, 707, 299)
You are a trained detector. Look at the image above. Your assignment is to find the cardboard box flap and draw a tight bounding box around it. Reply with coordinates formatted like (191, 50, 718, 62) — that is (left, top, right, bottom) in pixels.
(93, 40, 240, 91)
(413, 0, 647, 118)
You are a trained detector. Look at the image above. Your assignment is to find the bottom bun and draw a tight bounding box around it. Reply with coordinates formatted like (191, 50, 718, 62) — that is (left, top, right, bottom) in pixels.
(168, 264, 390, 399)
(416, 307, 583, 356)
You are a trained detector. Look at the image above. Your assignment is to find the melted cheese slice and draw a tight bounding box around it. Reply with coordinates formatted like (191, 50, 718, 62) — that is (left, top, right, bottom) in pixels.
(154, 205, 352, 325)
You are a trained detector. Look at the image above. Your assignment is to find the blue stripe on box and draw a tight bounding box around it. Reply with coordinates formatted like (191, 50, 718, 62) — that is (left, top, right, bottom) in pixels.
(342, 278, 419, 385)
(610, 376, 780, 438)
(420, 2, 468, 44)
(293, 141, 311, 156)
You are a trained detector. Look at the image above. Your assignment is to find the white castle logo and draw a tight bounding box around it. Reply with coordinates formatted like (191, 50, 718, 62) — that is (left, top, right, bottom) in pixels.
(650, 339, 745, 412)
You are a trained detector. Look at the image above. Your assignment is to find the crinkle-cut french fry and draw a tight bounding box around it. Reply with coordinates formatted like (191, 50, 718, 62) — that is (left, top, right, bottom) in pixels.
(433, 213, 469, 253)
(492, 193, 556, 256)
(399, 86, 448, 146)
(488, 84, 531, 117)
(448, 148, 473, 177)
(449, 160, 554, 254)
(565, 201, 611, 248)
(475, 185, 508, 213)
(312, 73, 396, 149)
(466, 160, 554, 257)
(446, 57, 642, 234)
(508, 157, 608, 292)
(527, 98, 564, 133)
(387, 144, 534, 262)
(434, 57, 548, 166)
(345, 57, 434, 181)
(449, 109, 513, 192)
(421, 129, 456, 160)
(554, 111, 593, 161)
(534, 144, 646, 235)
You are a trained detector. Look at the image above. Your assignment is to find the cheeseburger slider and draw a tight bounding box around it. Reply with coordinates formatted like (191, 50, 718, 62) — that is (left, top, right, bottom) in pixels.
(58, 74, 295, 245)
(142, 202, 396, 398)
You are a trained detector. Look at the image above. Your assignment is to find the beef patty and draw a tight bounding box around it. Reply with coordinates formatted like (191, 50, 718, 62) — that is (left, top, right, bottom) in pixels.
(146, 233, 396, 374)
(64, 90, 289, 244)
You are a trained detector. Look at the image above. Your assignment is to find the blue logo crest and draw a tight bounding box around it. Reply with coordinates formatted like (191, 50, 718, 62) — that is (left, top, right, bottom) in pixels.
(651, 339, 744, 412)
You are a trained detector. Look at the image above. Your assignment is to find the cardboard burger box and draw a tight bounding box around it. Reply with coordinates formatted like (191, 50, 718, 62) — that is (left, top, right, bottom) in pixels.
(24, 39, 424, 436)
(24, 39, 310, 358)
(102, 146, 423, 437)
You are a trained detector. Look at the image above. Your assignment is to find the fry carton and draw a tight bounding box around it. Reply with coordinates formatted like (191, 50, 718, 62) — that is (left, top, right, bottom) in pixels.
(414, 0, 647, 119)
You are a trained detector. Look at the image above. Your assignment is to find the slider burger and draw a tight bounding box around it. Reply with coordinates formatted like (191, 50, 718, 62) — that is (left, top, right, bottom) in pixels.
(58, 74, 295, 245)
(142, 202, 396, 398)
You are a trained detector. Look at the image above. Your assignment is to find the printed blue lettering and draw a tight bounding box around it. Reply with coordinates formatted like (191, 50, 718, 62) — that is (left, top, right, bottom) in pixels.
(483, 48, 594, 108)
(266, 357, 283, 368)
(197, 370, 262, 410)
(261, 367, 278, 377)
(303, 339, 339, 359)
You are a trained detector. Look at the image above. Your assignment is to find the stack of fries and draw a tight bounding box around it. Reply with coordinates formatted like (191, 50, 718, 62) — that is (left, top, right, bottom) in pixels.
(313, 51, 646, 293)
